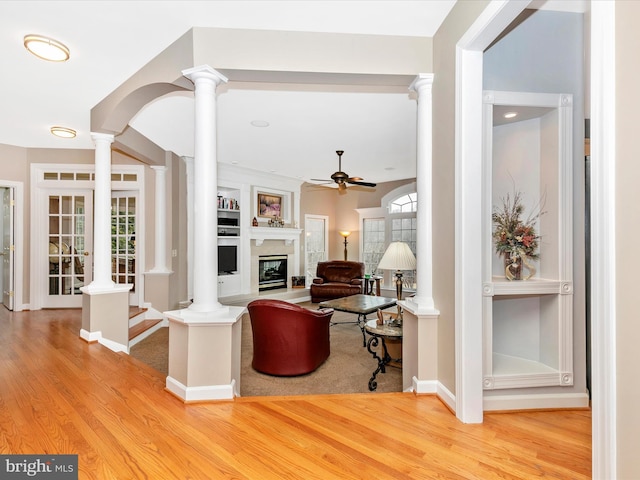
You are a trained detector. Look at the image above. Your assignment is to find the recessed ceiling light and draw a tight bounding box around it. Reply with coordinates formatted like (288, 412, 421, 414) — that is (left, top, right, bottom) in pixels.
(50, 126, 76, 138)
(24, 34, 70, 62)
(504, 112, 518, 119)
(384, 167, 396, 171)
(250, 120, 269, 127)
(231, 160, 239, 165)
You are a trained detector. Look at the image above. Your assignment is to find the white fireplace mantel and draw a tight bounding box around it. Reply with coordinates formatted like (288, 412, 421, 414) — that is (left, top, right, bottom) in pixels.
(249, 227, 302, 246)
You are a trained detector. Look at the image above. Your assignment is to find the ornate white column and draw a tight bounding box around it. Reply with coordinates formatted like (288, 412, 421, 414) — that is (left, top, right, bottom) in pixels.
(80, 132, 131, 353)
(182, 66, 228, 312)
(182, 156, 194, 302)
(400, 74, 440, 397)
(164, 67, 244, 403)
(88, 132, 115, 290)
(150, 166, 170, 273)
(408, 73, 436, 313)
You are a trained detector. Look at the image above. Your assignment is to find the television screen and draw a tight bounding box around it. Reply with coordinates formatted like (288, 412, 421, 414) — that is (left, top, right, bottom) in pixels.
(218, 245, 237, 274)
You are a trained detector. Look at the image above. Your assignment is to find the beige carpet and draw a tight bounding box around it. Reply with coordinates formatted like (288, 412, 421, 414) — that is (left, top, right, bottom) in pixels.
(130, 302, 402, 396)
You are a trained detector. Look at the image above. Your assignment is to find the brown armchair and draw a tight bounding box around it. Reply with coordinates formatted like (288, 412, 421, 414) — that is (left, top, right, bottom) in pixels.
(310, 260, 365, 303)
(247, 299, 334, 376)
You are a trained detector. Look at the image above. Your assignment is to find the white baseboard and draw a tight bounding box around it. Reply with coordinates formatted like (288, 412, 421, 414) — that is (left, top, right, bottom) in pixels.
(411, 378, 457, 414)
(79, 328, 101, 343)
(483, 392, 590, 411)
(98, 336, 129, 354)
(166, 376, 236, 402)
(437, 382, 456, 412)
(412, 376, 437, 394)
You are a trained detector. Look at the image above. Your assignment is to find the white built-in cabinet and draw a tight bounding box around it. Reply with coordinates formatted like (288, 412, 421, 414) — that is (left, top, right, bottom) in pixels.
(482, 90, 574, 390)
(217, 187, 242, 297)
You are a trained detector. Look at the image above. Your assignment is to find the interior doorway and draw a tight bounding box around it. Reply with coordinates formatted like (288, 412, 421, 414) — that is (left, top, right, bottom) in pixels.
(1, 187, 14, 310)
(304, 214, 328, 285)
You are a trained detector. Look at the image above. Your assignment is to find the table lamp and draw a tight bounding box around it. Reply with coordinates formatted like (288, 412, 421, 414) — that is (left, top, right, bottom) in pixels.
(339, 231, 351, 261)
(377, 241, 416, 303)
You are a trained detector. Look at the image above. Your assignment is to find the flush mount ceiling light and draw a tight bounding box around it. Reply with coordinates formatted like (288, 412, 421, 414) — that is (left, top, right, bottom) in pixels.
(50, 126, 76, 138)
(24, 34, 70, 62)
(504, 111, 518, 119)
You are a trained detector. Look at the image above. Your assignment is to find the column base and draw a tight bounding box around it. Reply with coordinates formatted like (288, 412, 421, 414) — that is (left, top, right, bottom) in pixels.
(165, 306, 245, 402)
(166, 376, 236, 402)
(401, 303, 440, 393)
(81, 285, 131, 352)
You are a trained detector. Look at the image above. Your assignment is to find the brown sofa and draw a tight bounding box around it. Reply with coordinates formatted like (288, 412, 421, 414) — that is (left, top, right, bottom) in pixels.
(247, 299, 333, 376)
(310, 260, 365, 303)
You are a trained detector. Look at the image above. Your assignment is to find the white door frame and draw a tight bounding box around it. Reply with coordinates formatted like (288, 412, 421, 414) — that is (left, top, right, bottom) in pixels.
(456, 0, 613, 476)
(304, 214, 329, 284)
(0, 181, 24, 311)
(455, 0, 531, 425)
(30, 163, 145, 310)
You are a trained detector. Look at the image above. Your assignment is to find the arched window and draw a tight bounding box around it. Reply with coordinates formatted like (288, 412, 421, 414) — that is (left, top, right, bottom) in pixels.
(357, 183, 417, 292)
(389, 193, 417, 213)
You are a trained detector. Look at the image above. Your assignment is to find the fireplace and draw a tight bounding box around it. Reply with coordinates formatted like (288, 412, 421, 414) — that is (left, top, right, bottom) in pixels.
(258, 255, 288, 291)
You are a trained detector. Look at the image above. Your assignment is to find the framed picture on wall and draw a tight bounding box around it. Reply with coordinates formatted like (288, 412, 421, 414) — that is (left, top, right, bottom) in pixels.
(257, 192, 283, 218)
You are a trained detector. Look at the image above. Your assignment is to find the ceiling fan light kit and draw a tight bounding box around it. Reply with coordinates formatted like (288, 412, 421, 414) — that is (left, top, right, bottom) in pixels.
(310, 150, 377, 192)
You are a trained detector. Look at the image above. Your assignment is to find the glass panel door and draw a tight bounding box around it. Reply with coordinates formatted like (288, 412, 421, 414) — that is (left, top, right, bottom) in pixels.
(111, 192, 137, 305)
(2, 187, 14, 310)
(45, 191, 93, 308)
(304, 215, 328, 286)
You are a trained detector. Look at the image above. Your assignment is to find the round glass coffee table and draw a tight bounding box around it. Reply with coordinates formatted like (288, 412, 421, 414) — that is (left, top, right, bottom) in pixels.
(364, 319, 402, 391)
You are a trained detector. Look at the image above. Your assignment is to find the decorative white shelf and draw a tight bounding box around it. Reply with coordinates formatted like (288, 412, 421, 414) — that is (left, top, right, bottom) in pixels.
(484, 353, 572, 390)
(484, 278, 573, 296)
(248, 227, 302, 246)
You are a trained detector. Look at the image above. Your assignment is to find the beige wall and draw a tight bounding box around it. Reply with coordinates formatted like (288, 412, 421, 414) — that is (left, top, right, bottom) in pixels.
(300, 179, 415, 262)
(0, 144, 151, 309)
(616, 2, 640, 477)
(193, 27, 433, 77)
(432, 0, 491, 396)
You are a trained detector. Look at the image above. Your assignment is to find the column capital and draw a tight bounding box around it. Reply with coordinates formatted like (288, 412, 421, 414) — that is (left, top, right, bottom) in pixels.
(409, 73, 435, 94)
(90, 132, 114, 144)
(182, 65, 228, 86)
(150, 165, 168, 173)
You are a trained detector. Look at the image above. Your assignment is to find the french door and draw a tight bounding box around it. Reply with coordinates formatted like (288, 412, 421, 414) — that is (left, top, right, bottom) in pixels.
(111, 192, 138, 305)
(44, 190, 93, 308)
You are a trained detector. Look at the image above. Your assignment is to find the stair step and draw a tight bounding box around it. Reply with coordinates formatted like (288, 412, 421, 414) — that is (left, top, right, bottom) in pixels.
(129, 307, 148, 320)
(129, 319, 162, 341)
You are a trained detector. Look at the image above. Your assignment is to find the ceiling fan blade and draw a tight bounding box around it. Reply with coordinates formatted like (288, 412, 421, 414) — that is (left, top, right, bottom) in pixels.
(348, 176, 363, 182)
(348, 180, 377, 187)
(310, 178, 333, 182)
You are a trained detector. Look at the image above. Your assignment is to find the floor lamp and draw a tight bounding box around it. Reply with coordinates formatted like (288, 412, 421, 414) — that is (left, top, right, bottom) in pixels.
(377, 241, 416, 324)
(339, 231, 351, 261)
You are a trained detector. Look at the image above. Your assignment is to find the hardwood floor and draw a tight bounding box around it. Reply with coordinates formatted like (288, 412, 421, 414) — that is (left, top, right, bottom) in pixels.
(0, 307, 591, 479)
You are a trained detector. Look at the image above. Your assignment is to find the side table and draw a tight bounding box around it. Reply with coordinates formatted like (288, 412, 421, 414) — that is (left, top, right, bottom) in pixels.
(364, 319, 402, 391)
(364, 276, 382, 296)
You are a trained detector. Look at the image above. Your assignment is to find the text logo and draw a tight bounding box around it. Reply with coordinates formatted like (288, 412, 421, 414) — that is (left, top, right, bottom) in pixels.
(0, 455, 78, 479)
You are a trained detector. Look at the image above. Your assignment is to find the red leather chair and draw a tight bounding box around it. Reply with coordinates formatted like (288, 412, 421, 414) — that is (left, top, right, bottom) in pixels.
(247, 299, 334, 376)
(310, 260, 365, 303)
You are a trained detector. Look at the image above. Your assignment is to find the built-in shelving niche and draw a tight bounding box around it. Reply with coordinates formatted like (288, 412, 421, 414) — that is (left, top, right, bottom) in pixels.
(482, 90, 574, 391)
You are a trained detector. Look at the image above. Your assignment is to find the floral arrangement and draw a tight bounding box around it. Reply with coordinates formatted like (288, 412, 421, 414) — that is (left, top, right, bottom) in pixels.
(492, 190, 544, 260)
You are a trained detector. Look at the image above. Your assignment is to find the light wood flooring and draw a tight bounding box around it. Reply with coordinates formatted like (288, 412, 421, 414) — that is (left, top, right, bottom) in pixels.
(0, 307, 591, 479)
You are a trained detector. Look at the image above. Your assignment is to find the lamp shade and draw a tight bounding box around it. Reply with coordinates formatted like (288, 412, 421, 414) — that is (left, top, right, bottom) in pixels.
(377, 242, 416, 271)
